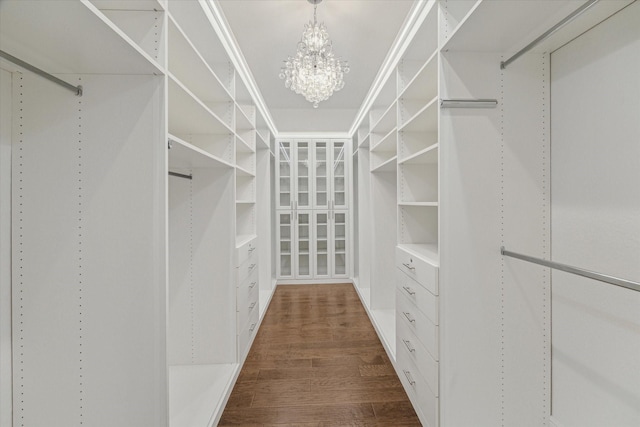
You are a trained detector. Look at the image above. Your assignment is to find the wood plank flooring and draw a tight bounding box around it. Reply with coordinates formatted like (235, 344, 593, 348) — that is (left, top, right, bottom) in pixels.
(219, 283, 421, 426)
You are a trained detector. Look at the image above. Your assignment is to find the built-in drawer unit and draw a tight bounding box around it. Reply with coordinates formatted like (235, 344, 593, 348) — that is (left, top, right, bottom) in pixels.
(396, 288, 438, 361)
(237, 256, 259, 285)
(395, 246, 439, 295)
(236, 236, 258, 267)
(397, 336, 439, 427)
(237, 267, 259, 330)
(396, 269, 438, 325)
(238, 300, 259, 357)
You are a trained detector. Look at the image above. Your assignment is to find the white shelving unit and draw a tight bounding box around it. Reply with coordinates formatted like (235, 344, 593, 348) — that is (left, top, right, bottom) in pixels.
(0, 0, 276, 425)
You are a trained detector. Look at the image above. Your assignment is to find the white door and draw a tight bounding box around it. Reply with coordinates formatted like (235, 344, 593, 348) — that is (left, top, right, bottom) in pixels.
(313, 210, 331, 279)
(276, 211, 294, 279)
(294, 140, 312, 210)
(276, 140, 293, 211)
(313, 141, 330, 210)
(331, 140, 348, 210)
(295, 210, 313, 279)
(331, 210, 349, 277)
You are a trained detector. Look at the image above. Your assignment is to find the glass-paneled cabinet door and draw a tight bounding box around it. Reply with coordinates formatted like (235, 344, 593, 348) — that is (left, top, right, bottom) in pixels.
(277, 212, 295, 278)
(295, 141, 312, 209)
(277, 141, 293, 210)
(332, 210, 348, 277)
(332, 141, 347, 209)
(295, 211, 313, 279)
(314, 141, 330, 209)
(314, 211, 330, 278)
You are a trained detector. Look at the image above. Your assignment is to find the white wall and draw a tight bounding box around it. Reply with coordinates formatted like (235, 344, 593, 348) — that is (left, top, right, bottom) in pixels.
(0, 67, 12, 427)
(550, 3, 640, 426)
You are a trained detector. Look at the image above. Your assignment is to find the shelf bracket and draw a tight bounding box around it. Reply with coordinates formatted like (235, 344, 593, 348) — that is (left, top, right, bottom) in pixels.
(440, 99, 498, 109)
(0, 49, 83, 96)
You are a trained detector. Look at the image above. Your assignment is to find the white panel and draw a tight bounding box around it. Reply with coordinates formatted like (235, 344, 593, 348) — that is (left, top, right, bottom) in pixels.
(502, 53, 551, 427)
(439, 51, 503, 426)
(551, 4, 640, 426)
(256, 147, 272, 293)
(13, 72, 166, 426)
(357, 148, 371, 291)
(168, 167, 236, 366)
(0, 68, 12, 427)
(370, 171, 397, 310)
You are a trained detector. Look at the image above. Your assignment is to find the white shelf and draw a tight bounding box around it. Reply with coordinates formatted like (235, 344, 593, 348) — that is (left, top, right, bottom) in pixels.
(371, 127, 398, 153)
(399, 202, 438, 207)
(397, 243, 439, 266)
(168, 74, 234, 136)
(236, 105, 255, 131)
(399, 143, 438, 165)
(0, 0, 164, 75)
(442, 0, 633, 55)
(235, 165, 255, 177)
(236, 134, 255, 153)
(235, 200, 255, 205)
(168, 15, 233, 106)
(398, 50, 438, 101)
(399, 97, 438, 133)
(370, 100, 397, 136)
(236, 234, 257, 249)
(168, 135, 233, 170)
(90, 0, 165, 11)
(371, 155, 398, 173)
(359, 133, 371, 149)
(169, 363, 237, 427)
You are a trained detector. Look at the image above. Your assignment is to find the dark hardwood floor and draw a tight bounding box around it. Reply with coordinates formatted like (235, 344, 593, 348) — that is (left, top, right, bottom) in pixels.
(219, 283, 421, 426)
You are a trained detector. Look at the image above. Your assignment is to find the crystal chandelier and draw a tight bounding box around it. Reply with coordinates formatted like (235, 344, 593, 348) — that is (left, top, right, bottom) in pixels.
(279, 0, 350, 108)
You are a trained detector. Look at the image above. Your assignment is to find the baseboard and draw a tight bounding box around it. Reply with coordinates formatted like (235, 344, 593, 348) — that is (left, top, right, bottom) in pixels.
(276, 278, 354, 285)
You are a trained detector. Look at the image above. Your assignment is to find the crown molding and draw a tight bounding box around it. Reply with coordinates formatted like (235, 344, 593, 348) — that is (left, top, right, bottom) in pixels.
(276, 132, 352, 140)
(347, 0, 436, 138)
(202, 0, 279, 137)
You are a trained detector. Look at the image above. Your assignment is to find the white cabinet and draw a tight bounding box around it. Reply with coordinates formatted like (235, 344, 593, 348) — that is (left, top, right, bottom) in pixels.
(276, 139, 349, 281)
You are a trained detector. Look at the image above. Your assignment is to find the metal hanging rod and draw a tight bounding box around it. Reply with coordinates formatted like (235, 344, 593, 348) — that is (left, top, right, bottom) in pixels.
(0, 49, 83, 96)
(501, 247, 640, 293)
(440, 99, 498, 109)
(500, 0, 600, 70)
(168, 171, 192, 180)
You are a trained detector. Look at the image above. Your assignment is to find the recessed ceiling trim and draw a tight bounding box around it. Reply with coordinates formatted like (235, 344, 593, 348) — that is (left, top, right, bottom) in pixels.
(347, 0, 436, 137)
(202, 0, 279, 136)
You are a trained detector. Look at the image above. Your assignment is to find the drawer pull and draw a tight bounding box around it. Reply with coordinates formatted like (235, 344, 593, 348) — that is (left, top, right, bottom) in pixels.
(402, 311, 416, 323)
(249, 323, 257, 332)
(248, 247, 256, 252)
(249, 302, 256, 310)
(403, 370, 416, 386)
(402, 339, 416, 353)
(249, 281, 257, 289)
(249, 263, 257, 270)
(402, 262, 415, 271)
(402, 285, 415, 296)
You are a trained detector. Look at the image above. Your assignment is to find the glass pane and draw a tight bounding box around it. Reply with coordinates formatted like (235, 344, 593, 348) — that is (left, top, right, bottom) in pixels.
(280, 241, 290, 253)
(298, 177, 308, 191)
(298, 163, 309, 177)
(281, 192, 290, 207)
(280, 255, 291, 276)
(317, 225, 327, 239)
(335, 239, 346, 251)
(317, 254, 328, 275)
(334, 162, 344, 176)
(335, 225, 345, 239)
(299, 255, 309, 275)
(299, 214, 309, 225)
(316, 192, 327, 206)
(280, 163, 290, 176)
(298, 143, 309, 160)
(317, 240, 327, 252)
(316, 162, 327, 177)
(334, 253, 346, 275)
(299, 225, 309, 239)
(298, 192, 309, 206)
(335, 213, 346, 223)
(334, 177, 344, 191)
(335, 192, 345, 206)
(316, 143, 327, 161)
(280, 214, 291, 225)
(281, 225, 290, 240)
(280, 177, 290, 191)
(316, 177, 326, 191)
(299, 240, 309, 253)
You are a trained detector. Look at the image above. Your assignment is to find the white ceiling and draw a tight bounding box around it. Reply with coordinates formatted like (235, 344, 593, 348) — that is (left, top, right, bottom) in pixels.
(217, 0, 415, 134)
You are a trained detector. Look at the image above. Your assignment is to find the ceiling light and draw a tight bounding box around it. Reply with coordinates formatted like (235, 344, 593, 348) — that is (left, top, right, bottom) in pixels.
(279, 0, 350, 108)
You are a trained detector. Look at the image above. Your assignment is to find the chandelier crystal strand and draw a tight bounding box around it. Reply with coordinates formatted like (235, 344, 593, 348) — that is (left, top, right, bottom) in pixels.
(279, 0, 349, 108)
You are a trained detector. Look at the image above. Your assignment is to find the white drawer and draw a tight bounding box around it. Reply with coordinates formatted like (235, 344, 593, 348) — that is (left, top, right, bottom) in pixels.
(397, 268, 438, 325)
(236, 236, 258, 267)
(397, 308, 439, 396)
(237, 282, 259, 331)
(396, 247, 439, 295)
(237, 257, 258, 285)
(238, 303, 259, 357)
(397, 289, 438, 361)
(397, 339, 439, 427)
